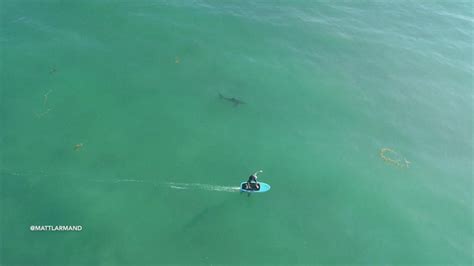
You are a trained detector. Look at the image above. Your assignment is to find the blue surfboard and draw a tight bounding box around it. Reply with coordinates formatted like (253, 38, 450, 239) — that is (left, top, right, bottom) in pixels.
(240, 182, 271, 193)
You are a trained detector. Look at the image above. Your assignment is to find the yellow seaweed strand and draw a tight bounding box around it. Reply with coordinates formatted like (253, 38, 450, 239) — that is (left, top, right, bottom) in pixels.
(380, 148, 410, 168)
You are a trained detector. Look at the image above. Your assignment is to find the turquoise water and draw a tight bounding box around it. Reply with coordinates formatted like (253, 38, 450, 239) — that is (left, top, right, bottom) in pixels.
(1, 1, 472, 265)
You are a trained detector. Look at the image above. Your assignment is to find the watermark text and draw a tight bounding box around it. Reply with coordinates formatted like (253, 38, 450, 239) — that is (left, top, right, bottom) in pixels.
(30, 225, 83, 232)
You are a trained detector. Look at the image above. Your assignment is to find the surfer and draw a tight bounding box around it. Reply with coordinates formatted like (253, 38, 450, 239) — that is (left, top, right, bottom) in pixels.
(245, 170, 263, 190)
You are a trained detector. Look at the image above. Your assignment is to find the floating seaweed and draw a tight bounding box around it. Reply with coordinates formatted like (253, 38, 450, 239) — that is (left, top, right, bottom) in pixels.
(380, 148, 410, 168)
(73, 143, 84, 151)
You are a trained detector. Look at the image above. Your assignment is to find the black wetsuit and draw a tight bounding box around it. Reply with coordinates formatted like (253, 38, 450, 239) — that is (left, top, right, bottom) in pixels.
(245, 175, 259, 190)
(247, 175, 257, 183)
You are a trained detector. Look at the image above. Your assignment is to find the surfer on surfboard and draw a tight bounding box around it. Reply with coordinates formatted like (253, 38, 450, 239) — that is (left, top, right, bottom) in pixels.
(244, 170, 263, 191)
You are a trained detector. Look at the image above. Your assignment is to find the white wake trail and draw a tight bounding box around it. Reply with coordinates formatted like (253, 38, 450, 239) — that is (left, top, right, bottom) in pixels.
(166, 182, 240, 193)
(1, 168, 240, 193)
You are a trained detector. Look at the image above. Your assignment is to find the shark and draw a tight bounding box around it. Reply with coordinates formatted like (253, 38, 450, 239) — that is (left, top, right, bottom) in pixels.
(218, 93, 246, 106)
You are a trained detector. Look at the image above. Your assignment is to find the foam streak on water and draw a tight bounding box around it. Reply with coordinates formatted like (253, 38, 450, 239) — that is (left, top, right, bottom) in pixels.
(1, 168, 240, 193)
(166, 182, 240, 193)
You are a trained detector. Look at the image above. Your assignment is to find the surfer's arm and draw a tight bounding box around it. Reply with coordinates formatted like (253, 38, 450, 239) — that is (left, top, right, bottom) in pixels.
(253, 170, 263, 176)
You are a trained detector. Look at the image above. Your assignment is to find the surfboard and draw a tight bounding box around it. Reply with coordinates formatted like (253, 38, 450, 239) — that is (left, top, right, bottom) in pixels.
(240, 182, 271, 193)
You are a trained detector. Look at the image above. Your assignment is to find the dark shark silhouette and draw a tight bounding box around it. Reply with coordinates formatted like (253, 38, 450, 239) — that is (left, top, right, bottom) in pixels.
(218, 93, 246, 106)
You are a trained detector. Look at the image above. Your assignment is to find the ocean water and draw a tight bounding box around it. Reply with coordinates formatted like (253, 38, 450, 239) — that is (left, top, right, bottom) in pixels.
(0, 1, 472, 265)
